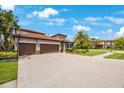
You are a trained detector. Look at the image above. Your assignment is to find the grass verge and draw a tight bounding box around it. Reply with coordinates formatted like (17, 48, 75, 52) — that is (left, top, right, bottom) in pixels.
(80, 51, 107, 56)
(105, 53, 124, 60)
(0, 62, 17, 85)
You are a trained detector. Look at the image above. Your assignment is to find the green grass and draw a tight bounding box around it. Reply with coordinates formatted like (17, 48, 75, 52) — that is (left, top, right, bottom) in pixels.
(0, 62, 17, 85)
(105, 53, 124, 60)
(77, 51, 107, 56)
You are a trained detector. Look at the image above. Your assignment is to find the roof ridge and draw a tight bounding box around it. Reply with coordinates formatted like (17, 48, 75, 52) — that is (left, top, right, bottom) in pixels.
(21, 28, 45, 35)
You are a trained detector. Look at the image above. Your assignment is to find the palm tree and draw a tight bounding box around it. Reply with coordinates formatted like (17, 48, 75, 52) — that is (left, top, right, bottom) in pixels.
(74, 31, 89, 49)
(90, 38, 101, 49)
(0, 9, 20, 52)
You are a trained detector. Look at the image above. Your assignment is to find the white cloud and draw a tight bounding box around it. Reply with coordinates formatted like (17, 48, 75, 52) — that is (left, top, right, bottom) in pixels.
(73, 25, 91, 32)
(45, 22, 54, 26)
(106, 29, 113, 34)
(54, 18, 65, 23)
(84, 17, 112, 27)
(102, 31, 106, 34)
(115, 11, 124, 14)
(19, 21, 32, 25)
(89, 22, 112, 27)
(84, 16, 124, 25)
(48, 18, 66, 25)
(67, 35, 74, 40)
(1, 5, 15, 10)
(99, 28, 114, 39)
(42, 18, 66, 26)
(116, 26, 124, 37)
(32, 11, 38, 16)
(61, 8, 68, 12)
(38, 8, 59, 18)
(27, 8, 59, 18)
(104, 16, 124, 24)
(27, 14, 32, 18)
(101, 29, 113, 35)
(84, 17, 102, 22)
(27, 11, 39, 18)
(69, 18, 79, 23)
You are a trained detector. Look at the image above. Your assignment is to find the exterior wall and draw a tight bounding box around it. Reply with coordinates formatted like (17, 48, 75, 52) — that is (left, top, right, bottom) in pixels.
(14, 38, 18, 51)
(19, 38, 37, 43)
(52, 35, 60, 39)
(38, 39, 60, 45)
(17, 37, 61, 54)
(36, 41, 40, 54)
(52, 35, 66, 40)
(59, 36, 66, 40)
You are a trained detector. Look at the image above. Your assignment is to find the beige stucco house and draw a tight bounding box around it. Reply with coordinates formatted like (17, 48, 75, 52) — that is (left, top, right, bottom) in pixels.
(13, 28, 73, 56)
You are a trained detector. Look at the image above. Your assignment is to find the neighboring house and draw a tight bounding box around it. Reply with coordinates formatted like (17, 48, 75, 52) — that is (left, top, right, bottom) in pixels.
(90, 39, 115, 48)
(13, 28, 73, 56)
(100, 40, 115, 48)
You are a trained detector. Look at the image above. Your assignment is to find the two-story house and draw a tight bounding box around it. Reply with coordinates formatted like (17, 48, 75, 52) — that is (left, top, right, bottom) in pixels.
(13, 28, 73, 56)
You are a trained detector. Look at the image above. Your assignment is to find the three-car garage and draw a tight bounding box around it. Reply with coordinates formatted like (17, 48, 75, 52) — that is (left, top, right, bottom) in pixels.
(19, 43, 60, 56)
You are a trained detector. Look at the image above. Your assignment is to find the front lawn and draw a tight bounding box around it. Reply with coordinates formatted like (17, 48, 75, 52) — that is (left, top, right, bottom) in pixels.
(105, 53, 124, 60)
(80, 51, 107, 56)
(66, 49, 107, 56)
(0, 62, 17, 85)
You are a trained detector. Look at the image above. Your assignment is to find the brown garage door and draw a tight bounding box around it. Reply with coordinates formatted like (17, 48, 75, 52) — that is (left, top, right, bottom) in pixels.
(19, 43, 36, 56)
(40, 44, 59, 54)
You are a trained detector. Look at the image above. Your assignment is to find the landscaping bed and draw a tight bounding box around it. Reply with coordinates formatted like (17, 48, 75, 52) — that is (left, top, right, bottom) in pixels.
(0, 52, 17, 62)
(0, 52, 17, 59)
(66, 49, 107, 56)
(0, 62, 17, 85)
(105, 53, 124, 60)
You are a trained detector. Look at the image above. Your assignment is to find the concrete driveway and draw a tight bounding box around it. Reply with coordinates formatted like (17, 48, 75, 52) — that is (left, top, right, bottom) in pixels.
(17, 53, 124, 88)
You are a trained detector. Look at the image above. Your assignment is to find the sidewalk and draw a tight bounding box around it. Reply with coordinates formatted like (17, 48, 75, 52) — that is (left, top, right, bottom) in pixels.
(93, 52, 113, 58)
(0, 80, 16, 88)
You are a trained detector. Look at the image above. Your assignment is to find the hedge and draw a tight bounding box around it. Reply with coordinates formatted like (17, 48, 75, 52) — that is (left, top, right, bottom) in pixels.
(74, 49, 88, 54)
(65, 48, 74, 53)
(65, 48, 89, 54)
(0, 52, 17, 59)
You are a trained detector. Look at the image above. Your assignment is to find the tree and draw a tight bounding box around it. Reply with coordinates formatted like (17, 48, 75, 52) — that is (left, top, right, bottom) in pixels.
(74, 31, 89, 49)
(90, 38, 101, 49)
(115, 37, 124, 50)
(0, 9, 20, 52)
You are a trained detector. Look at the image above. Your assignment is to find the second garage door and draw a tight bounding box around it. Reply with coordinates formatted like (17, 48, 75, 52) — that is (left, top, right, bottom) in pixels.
(40, 44, 59, 54)
(19, 43, 36, 56)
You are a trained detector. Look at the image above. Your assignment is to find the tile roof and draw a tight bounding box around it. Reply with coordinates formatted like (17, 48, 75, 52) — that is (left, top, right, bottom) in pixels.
(13, 28, 72, 42)
(52, 33, 67, 37)
(20, 28, 45, 35)
(13, 34, 61, 42)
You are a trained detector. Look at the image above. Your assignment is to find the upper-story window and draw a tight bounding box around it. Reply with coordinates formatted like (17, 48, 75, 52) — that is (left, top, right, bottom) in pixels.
(60, 36, 66, 40)
(52, 34, 67, 40)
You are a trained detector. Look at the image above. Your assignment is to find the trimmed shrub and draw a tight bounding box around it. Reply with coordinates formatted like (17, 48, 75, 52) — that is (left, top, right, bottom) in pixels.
(65, 48, 74, 53)
(0, 52, 17, 59)
(82, 43, 90, 49)
(74, 49, 87, 54)
(106, 46, 111, 49)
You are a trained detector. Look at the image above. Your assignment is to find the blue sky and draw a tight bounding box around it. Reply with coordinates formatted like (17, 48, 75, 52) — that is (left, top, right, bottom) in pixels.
(1, 5, 124, 40)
